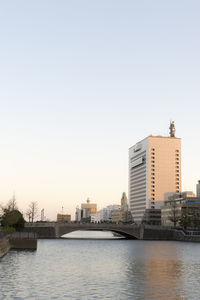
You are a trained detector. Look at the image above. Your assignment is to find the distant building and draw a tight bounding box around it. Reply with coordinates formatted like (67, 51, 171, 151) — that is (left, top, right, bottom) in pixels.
(111, 193, 132, 223)
(121, 192, 128, 212)
(90, 213, 101, 223)
(161, 191, 200, 226)
(57, 213, 71, 222)
(129, 121, 181, 223)
(196, 180, 200, 198)
(111, 209, 132, 223)
(111, 208, 122, 223)
(75, 206, 81, 222)
(81, 198, 97, 221)
(98, 205, 121, 222)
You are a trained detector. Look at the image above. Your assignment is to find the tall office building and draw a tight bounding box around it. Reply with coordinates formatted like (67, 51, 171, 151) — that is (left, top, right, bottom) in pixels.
(129, 122, 181, 223)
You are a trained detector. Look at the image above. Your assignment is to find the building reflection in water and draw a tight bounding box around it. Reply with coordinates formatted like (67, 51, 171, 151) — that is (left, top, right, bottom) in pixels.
(125, 241, 184, 300)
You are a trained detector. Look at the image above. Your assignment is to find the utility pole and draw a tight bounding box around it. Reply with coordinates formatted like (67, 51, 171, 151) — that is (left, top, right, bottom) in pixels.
(62, 206, 64, 222)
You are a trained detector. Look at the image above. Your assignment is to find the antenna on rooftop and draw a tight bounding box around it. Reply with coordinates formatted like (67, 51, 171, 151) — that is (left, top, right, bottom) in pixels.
(169, 120, 176, 137)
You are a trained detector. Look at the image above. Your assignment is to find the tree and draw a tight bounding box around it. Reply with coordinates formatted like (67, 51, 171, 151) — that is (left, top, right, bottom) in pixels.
(179, 209, 191, 229)
(7, 194, 18, 211)
(180, 206, 200, 229)
(26, 201, 38, 223)
(1, 210, 25, 230)
(168, 200, 180, 227)
(0, 194, 18, 216)
(0, 196, 25, 231)
(26, 209, 32, 223)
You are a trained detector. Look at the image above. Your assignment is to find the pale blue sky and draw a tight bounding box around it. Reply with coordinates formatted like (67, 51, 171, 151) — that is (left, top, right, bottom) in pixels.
(0, 1, 200, 219)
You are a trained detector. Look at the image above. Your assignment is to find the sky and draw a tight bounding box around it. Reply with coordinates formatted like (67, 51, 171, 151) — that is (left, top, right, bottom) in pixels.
(0, 1, 200, 220)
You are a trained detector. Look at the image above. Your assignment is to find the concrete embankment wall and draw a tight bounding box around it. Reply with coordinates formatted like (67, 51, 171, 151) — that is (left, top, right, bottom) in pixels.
(0, 232, 37, 258)
(142, 226, 200, 242)
(143, 227, 174, 240)
(9, 238, 37, 250)
(8, 232, 37, 250)
(0, 237, 11, 258)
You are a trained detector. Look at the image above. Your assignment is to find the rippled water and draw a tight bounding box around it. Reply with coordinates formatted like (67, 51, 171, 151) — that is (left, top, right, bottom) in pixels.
(1, 232, 200, 299)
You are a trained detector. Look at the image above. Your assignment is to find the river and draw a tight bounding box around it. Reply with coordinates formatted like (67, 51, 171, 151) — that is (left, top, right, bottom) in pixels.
(0, 231, 200, 299)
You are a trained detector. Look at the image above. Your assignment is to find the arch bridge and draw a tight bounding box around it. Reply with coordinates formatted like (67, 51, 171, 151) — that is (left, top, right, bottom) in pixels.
(24, 222, 143, 239)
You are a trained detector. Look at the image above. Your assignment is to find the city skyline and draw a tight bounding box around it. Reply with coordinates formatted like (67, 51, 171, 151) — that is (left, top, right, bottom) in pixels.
(0, 1, 200, 219)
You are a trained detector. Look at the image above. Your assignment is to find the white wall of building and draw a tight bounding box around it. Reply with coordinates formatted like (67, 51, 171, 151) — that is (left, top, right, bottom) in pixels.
(98, 205, 121, 222)
(90, 213, 101, 223)
(75, 206, 81, 222)
(129, 137, 149, 223)
(196, 181, 200, 198)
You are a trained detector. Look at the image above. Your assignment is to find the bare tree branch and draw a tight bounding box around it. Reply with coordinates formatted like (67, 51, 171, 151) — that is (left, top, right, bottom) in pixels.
(26, 202, 39, 223)
(168, 200, 180, 227)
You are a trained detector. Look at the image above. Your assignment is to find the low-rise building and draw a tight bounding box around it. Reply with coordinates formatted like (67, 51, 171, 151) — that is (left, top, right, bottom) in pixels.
(111, 208, 122, 223)
(57, 213, 71, 223)
(161, 191, 200, 226)
(90, 213, 101, 223)
(98, 205, 121, 222)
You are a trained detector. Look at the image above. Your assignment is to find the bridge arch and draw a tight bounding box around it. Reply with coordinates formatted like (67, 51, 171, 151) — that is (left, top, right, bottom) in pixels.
(24, 222, 141, 239)
(56, 224, 139, 239)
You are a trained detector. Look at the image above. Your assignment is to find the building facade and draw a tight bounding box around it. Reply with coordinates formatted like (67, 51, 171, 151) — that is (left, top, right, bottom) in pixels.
(90, 213, 101, 223)
(196, 180, 200, 198)
(111, 192, 132, 223)
(129, 124, 181, 223)
(81, 198, 97, 221)
(98, 205, 121, 222)
(142, 209, 161, 225)
(121, 192, 128, 212)
(161, 191, 200, 227)
(57, 213, 71, 222)
(75, 206, 81, 222)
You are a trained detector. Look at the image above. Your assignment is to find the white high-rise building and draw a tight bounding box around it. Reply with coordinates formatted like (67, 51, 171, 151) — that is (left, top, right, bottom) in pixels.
(129, 122, 181, 223)
(196, 180, 200, 198)
(75, 206, 81, 222)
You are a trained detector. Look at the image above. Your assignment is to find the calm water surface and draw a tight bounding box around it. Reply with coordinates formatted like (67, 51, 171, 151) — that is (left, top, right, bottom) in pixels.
(1, 231, 200, 300)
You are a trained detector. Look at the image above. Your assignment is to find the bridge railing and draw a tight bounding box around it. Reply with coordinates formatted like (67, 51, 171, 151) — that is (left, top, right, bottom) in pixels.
(25, 222, 57, 227)
(173, 228, 200, 236)
(25, 222, 139, 228)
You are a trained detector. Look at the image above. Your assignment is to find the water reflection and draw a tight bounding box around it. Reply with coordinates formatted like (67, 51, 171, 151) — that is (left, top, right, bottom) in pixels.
(1, 239, 200, 299)
(62, 230, 123, 239)
(126, 242, 184, 300)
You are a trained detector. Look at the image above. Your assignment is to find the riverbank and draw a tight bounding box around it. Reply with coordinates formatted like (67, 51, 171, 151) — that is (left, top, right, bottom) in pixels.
(0, 237, 10, 258)
(142, 225, 200, 242)
(0, 232, 37, 258)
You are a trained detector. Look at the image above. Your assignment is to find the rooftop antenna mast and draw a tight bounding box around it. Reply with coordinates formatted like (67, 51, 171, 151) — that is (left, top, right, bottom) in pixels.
(169, 120, 176, 137)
